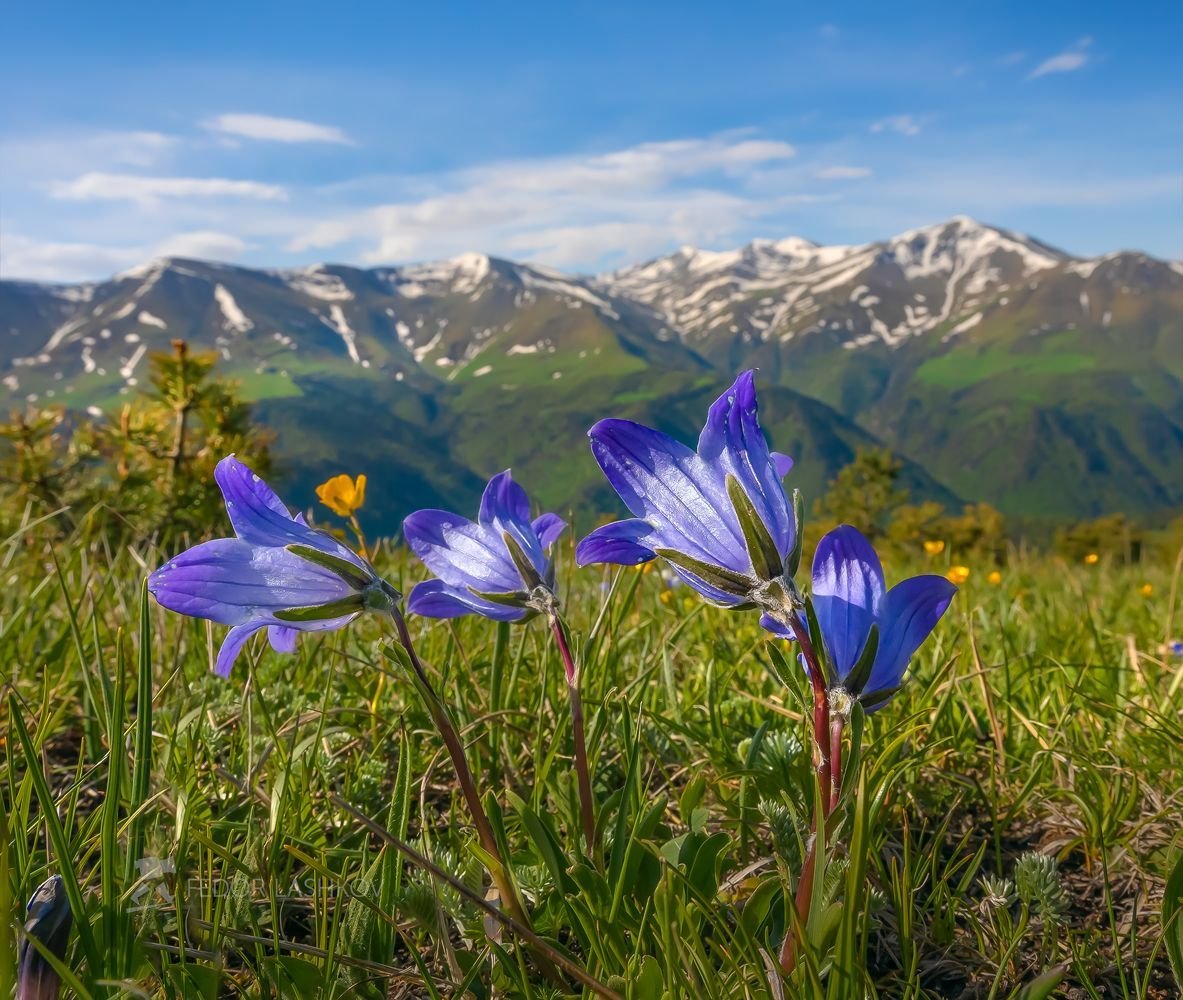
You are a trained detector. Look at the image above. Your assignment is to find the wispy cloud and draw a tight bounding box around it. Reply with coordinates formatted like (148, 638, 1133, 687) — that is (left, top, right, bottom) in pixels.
(1, 230, 250, 282)
(869, 114, 923, 137)
(290, 134, 801, 267)
(816, 166, 872, 180)
(203, 113, 353, 145)
(1028, 37, 1093, 79)
(50, 173, 287, 205)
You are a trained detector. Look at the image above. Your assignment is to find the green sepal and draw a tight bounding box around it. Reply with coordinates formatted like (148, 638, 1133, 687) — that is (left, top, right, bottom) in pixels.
(843, 623, 880, 697)
(858, 684, 901, 712)
(725, 474, 782, 582)
(467, 587, 531, 609)
(501, 531, 544, 590)
(785, 488, 805, 577)
(274, 594, 366, 622)
(802, 595, 832, 685)
(285, 543, 373, 590)
(654, 547, 752, 598)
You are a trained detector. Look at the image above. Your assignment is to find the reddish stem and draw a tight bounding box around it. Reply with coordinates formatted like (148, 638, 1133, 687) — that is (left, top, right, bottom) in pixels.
(551, 617, 598, 859)
(829, 714, 844, 815)
(778, 610, 833, 976)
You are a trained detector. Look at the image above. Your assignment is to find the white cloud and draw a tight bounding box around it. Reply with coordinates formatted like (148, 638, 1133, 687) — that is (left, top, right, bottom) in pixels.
(870, 115, 923, 137)
(49, 173, 287, 205)
(1028, 37, 1093, 79)
(0, 130, 177, 178)
(1, 230, 251, 281)
(203, 113, 353, 145)
(816, 166, 872, 180)
(289, 134, 800, 266)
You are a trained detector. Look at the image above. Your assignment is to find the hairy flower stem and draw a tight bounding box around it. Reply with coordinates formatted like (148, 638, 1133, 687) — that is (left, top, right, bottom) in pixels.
(389, 612, 536, 934)
(550, 616, 598, 861)
(779, 612, 833, 976)
(829, 714, 845, 815)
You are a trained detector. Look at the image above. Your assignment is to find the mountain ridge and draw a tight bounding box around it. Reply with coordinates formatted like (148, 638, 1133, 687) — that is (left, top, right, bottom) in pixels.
(3, 216, 1180, 530)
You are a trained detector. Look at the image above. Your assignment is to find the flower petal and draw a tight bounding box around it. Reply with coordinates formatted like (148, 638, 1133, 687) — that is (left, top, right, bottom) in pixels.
(575, 519, 657, 566)
(407, 579, 526, 621)
(588, 418, 747, 571)
(476, 470, 549, 575)
(759, 613, 796, 639)
(149, 538, 357, 625)
(532, 512, 567, 550)
(772, 452, 794, 478)
(215, 456, 371, 573)
(402, 509, 520, 593)
(478, 469, 532, 528)
(866, 575, 956, 697)
(811, 525, 885, 680)
(696, 371, 794, 557)
(268, 625, 299, 654)
(214, 621, 268, 678)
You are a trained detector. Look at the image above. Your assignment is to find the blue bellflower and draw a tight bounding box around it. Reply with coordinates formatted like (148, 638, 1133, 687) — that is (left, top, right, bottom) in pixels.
(765, 524, 957, 710)
(18, 875, 72, 1000)
(576, 370, 798, 616)
(404, 470, 566, 621)
(148, 456, 398, 677)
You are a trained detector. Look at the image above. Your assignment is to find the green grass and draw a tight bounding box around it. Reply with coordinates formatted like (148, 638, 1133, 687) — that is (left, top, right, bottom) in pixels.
(1, 512, 1181, 999)
(915, 347, 1098, 390)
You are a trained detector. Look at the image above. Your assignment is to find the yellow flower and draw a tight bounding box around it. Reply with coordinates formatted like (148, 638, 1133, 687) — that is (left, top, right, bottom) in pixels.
(987, 570, 1002, 586)
(316, 473, 367, 517)
(1140, 583, 1153, 597)
(946, 565, 970, 585)
(660, 589, 673, 604)
(923, 539, 946, 556)
(1084, 552, 1099, 565)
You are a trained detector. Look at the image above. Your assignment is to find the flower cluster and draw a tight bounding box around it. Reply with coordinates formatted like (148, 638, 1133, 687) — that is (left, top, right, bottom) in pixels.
(147, 369, 959, 981)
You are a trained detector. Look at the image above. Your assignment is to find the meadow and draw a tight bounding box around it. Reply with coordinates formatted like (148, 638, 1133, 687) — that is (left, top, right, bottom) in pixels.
(1, 507, 1180, 1000)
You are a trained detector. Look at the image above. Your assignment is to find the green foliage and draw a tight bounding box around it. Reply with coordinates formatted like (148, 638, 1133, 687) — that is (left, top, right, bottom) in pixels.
(1, 502, 1179, 997)
(812, 447, 907, 542)
(1055, 512, 1144, 564)
(0, 341, 270, 544)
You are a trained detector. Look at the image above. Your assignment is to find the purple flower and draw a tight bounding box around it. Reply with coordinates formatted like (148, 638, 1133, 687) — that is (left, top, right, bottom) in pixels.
(404, 470, 566, 621)
(576, 371, 796, 609)
(765, 524, 956, 710)
(148, 456, 397, 678)
(18, 876, 71, 1000)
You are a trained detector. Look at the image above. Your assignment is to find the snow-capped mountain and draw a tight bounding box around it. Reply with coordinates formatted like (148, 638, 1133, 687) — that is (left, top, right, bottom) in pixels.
(3, 217, 1181, 525)
(598, 216, 1086, 352)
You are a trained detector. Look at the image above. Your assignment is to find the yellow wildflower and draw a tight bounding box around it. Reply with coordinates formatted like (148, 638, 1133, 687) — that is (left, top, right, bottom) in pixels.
(946, 565, 970, 585)
(1140, 583, 1153, 597)
(660, 589, 673, 604)
(316, 474, 367, 517)
(1084, 552, 1099, 565)
(987, 570, 1002, 586)
(923, 539, 946, 556)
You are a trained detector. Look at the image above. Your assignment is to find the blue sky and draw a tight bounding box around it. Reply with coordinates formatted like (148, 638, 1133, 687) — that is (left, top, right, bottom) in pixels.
(2, 1, 1180, 281)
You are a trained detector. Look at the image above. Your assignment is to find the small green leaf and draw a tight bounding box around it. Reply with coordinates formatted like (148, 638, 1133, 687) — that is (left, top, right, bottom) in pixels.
(843, 623, 880, 697)
(1164, 847, 1183, 989)
(726, 473, 782, 582)
(655, 547, 753, 598)
(468, 586, 531, 608)
(501, 530, 544, 590)
(274, 594, 366, 622)
(785, 488, 805, 576)
(1015, 966, 1068, 1000)
(285, 543, 374, 589)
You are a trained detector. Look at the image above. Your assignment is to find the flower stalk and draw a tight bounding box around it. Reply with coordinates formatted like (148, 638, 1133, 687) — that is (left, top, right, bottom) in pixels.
(550, 614, 597, 860)
(779, 610, 833, 976)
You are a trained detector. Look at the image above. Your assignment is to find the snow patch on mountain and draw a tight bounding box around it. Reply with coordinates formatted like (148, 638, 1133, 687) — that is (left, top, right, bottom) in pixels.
(214, 284, 254, 334)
